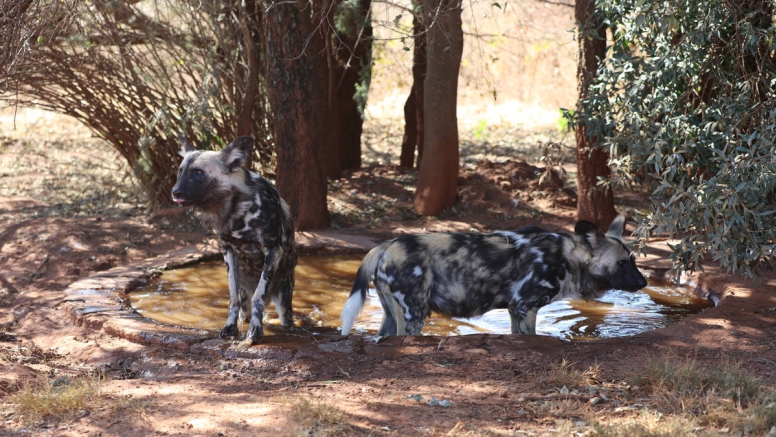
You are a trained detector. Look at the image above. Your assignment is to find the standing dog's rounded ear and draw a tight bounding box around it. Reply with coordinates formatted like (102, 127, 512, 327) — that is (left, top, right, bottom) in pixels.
(221, 136, 254, 172)
(178, 135, 197, 157)
(605, 214, 626, 239)
(574, 220, 604, 247)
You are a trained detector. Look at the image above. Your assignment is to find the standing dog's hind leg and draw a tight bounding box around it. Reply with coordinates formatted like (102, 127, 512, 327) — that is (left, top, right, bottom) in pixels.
(220, 249, 241, 338)
(244, 247, 282, 344)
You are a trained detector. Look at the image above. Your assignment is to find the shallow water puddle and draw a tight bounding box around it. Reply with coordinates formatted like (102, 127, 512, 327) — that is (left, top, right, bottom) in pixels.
(129, 254, 712, 341)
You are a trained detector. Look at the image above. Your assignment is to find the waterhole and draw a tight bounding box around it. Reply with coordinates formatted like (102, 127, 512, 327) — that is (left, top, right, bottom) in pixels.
(129, 254, 712, 341)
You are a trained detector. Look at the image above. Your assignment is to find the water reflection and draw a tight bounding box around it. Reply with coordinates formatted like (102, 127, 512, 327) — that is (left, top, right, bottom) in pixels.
(129, 254, 712, 340)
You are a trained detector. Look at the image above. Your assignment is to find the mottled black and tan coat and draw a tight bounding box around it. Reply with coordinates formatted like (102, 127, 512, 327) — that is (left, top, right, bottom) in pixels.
(172, 136, 297, 344)
(341, 216, 647, 337)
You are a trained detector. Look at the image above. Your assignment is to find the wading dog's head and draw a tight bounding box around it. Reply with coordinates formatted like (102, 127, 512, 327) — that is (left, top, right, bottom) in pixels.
(171, 136, 253, 211)
(575, 215, 648, 292)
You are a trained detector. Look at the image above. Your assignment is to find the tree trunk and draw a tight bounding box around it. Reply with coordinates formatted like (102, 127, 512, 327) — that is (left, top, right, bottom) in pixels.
(314, 0, 342, 180)
(575, 0, 615, 229)
(413, 0, 462, 215)
(400, 7, 426, 169)
(332, 0, 373, 171)
(263, 0, 329, 230)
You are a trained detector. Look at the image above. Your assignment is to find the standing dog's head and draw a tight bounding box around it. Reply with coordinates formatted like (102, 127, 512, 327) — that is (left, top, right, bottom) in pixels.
(171, 136, 253, 211)
(575, 215, 648, 292)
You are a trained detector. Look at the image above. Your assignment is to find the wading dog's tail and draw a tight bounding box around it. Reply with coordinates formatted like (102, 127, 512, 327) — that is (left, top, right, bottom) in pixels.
(341, 243, 388, 335)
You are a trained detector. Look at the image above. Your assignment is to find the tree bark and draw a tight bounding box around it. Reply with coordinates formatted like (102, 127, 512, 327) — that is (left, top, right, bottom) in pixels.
(400, 7, 426, 169)
(263, 0, 329, 230)
(314, 0, 342, 180)
(575, 0, 615, 229)
(332, 0, 373, 171)
(413, 0, 462, 215)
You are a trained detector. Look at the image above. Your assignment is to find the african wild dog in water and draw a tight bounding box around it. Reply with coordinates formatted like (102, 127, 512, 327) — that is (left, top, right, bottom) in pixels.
(172, 136, 297, 345)
(341, 216, 647, 337)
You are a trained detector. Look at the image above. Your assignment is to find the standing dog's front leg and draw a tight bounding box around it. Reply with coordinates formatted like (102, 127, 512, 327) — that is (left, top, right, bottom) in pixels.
(244, 246, 282, 344)
(220, 249, 241, 338)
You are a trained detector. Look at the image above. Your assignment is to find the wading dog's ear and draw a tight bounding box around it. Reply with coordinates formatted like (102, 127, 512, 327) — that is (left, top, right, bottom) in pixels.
(221, 136, 254, 172)
(178, 135, 197, 157)
(575, 219, 604, 247)
(605, 214, 626, 239)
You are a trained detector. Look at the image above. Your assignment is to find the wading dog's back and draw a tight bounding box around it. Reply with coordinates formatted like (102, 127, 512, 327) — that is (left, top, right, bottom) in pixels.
(341, 216, 647, 337)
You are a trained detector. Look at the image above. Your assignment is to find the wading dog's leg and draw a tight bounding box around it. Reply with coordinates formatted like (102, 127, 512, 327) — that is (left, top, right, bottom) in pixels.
(508, 304, 539, 334)
(270, 266, 294, 328)
(375, 282, 399, 337)
(508, 292, 552, 334)
(245, 247, 282, 344)
(219, 249, 242, 338)
(396, 288, 427, 336)
(376, 286, 428, 336)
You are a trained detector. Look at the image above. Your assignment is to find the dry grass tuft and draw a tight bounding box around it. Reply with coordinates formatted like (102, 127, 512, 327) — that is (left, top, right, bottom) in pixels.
(636, 353, 762, 409)
(599, 352, 776, 436)
(288, 396, 351, 437)
(8, 375, 151, 428)
(9, 376, 100, 425)
(539, 358, 600, 391)
(589, 410, 697, 437)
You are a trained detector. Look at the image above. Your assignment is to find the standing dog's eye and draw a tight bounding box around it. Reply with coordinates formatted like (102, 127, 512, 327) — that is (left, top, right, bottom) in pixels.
(195, 170, 203, 176)
(618, 260, 627, 266)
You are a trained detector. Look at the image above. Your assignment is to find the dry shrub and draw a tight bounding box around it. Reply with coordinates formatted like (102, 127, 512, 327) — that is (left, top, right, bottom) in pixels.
(1, 0, 273, 209)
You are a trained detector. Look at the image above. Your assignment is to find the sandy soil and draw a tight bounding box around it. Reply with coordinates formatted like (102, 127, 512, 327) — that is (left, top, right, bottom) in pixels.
(2, 111, 776, 436)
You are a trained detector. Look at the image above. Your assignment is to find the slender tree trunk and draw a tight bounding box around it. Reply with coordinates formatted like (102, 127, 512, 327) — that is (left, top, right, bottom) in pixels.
(333, 0, 373, 171)
(413, 0, 462, 215)
(263, 0, 329, 230)
(314, 0, 342, 180)
(235, 4, 259, 138)
(575, 0, 615, 229)
(400, 7, 426, 169)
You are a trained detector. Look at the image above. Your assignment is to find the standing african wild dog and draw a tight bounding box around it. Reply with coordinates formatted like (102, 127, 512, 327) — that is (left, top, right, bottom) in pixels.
(341, 216, 647, 337)
(171, 136, 297, 344)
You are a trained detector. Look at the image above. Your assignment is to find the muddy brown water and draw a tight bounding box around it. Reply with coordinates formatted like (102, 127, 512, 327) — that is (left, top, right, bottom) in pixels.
(129, 254, 712, 341)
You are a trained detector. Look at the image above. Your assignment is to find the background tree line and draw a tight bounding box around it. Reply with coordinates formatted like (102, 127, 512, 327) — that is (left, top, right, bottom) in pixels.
(2, 0, 774, 278)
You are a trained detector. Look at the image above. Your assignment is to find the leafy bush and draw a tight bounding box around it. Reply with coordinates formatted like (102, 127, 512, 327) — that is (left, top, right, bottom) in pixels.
(582, 0, 776, 278)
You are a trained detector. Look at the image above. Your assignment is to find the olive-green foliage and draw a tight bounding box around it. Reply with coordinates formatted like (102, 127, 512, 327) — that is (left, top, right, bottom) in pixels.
(582, 0, 776, 278)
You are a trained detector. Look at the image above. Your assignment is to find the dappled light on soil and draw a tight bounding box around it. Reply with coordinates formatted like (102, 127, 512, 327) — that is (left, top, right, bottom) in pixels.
(130, 255, 712, 340)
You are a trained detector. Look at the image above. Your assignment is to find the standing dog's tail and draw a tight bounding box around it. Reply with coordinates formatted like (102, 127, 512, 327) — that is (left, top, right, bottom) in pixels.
(341, 243, 388, 335)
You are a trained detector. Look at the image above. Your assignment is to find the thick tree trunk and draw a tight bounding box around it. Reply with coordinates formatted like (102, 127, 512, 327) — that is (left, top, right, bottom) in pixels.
(575, 0, 615, 229)
(413, 0, 462, 215)
(333, 0, 373, 171)
(263, 0, 329, 230)
(400, 8, 426, 169)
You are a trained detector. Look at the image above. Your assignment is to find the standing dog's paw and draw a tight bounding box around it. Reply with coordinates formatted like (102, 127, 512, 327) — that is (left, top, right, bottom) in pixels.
(243, 324, 264, 345)
(219, 324, 238, 338)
